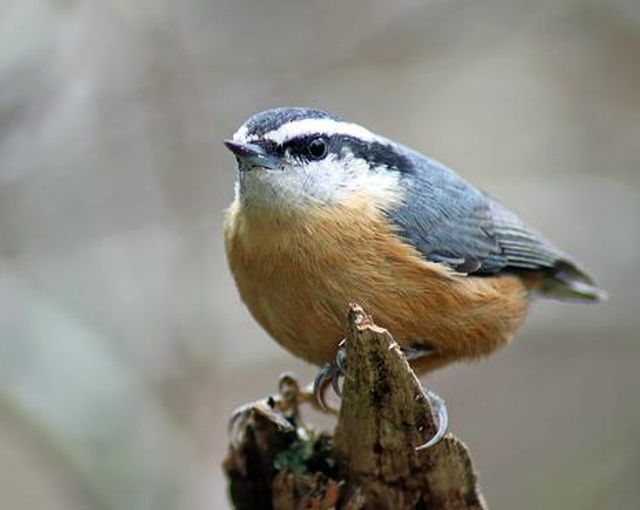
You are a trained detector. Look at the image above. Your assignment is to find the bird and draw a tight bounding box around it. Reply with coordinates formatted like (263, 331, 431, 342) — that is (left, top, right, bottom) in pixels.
(223, 107, 606, 448)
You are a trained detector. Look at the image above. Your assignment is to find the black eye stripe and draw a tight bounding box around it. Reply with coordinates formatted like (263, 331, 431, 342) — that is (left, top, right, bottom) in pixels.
(282, 135, 329, 160)
(339, 135, 411, 172)
(278, 133, 412, 172)
(257, 139, 281, 155)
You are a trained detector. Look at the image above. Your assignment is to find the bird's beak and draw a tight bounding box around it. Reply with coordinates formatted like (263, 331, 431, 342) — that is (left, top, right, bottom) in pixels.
(224, 140, 280, 169)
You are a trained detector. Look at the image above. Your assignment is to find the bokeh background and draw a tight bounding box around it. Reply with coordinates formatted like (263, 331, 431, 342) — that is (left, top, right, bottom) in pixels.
(1, 0, 639, 509)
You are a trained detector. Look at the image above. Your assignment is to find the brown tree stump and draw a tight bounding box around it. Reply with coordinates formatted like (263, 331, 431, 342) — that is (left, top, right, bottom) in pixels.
(223, 304, 488, 510)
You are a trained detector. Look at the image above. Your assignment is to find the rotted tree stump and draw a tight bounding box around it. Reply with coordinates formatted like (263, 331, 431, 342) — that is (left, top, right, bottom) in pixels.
(223, 304, 488, 510)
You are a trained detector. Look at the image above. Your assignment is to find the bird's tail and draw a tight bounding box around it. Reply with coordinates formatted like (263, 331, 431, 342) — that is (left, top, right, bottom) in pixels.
(527, 260, 608, 302)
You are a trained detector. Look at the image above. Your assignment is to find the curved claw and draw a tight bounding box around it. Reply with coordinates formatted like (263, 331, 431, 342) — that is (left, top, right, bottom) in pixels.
(415, 386, 449, 450)
(331, 367, 342, 397)
(313, 363, 339, 413)
(313, 341, 347, 412)
(335, 339, 347, 373)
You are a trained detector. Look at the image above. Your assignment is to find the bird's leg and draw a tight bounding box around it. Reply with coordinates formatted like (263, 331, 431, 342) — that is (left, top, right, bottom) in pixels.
(312, 341, 449, 449)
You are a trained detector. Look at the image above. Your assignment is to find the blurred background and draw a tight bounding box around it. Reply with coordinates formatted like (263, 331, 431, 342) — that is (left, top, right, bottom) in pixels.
(1, 0, 639, 509)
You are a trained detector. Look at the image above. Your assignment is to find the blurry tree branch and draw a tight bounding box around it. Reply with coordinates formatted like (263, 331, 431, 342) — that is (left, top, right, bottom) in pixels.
(223, 304, 487, 509)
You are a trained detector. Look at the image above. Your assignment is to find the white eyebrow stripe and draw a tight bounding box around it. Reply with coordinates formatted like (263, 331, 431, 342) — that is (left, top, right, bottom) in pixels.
(255, 118, 379, 144)
(233, 124, 249, 142)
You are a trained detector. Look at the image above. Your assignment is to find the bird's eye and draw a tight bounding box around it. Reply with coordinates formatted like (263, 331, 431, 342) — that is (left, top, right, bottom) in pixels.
(307, 137, 328, 160)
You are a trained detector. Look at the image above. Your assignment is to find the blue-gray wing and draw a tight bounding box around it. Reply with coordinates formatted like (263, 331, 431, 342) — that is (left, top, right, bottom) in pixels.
(385, 152, 605, 301)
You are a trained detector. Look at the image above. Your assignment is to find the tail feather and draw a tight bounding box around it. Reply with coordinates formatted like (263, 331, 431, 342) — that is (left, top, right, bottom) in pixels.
(538, 260, 608, 302)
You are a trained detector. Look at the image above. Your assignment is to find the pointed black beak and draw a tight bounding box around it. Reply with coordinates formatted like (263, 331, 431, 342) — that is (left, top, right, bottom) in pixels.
(224, 140, 280, 169)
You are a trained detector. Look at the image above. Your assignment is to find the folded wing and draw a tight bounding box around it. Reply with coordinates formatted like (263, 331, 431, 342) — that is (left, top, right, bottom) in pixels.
(385, 153, 606, 302)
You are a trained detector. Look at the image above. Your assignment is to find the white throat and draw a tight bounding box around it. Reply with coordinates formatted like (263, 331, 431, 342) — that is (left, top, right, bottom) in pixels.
(236, 153, 405, 214)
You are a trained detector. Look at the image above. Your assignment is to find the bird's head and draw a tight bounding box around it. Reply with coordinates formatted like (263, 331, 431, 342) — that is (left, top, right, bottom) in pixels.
(224, 107, 410, 213)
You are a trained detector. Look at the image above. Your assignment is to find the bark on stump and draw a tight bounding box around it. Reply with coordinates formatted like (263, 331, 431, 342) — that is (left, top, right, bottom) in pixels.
(223, 304, 488, 510)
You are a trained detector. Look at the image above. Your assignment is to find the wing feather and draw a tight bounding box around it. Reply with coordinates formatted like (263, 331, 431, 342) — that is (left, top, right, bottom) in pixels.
(383, 150, 605, 301)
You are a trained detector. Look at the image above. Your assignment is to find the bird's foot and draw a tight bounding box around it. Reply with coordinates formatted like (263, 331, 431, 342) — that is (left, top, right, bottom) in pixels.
(416, 385, 449, 450)
(404, 346, 450, 449)
(312, 341, 449, 449)
(313, 339, 347, 413)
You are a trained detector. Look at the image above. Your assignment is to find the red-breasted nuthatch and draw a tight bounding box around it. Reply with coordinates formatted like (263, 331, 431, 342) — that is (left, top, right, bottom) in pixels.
(223, 107, 606, 447)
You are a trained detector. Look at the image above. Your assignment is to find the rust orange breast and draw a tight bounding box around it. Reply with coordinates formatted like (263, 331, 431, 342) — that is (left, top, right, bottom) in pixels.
(224, 199, 530, 371)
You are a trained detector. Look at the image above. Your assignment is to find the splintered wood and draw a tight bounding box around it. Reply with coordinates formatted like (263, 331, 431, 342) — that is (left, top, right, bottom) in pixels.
(224, 304, 487, 510)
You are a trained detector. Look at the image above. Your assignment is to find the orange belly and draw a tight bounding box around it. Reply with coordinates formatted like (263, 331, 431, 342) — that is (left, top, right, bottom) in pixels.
(224, 199, 530, 374)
